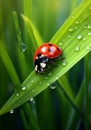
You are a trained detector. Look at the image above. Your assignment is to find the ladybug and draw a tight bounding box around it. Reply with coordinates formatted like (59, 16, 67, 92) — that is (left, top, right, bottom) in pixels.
(34, 43, 63, 73)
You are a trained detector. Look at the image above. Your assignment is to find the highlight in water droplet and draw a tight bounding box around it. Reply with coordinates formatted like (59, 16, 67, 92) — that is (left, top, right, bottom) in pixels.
(31, 80, 34, 83)
(75, 46, 80, 52)
(86, 46, 90, 50)
(62, 61, 67, 66)
(69, 28, 74, 32)
(87, 24, 91, 29)
(83, 37, 86, 41)
(21, 43, 27, 52)
(16, 93, 19, 96)
(88, 32, 91, 36)
(74, 26, 78, 30)
(30, 98, 34, 102)
(10, 109, 14, 114)
(50, 82, 57, 89)
(75, 21, 79, 24)
(45, 77, 48, 79)
(68, 35, 71, 38)
(22, 86, 26, 90)
(77, 34, 82, 40)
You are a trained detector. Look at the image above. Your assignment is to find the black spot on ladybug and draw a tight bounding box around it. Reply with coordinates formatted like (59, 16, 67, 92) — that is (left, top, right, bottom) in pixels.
(48, 48, 53, 52)
(48, 43, 52, 46)
(37, 53, 41, 57)
(57, 47, 60, 51)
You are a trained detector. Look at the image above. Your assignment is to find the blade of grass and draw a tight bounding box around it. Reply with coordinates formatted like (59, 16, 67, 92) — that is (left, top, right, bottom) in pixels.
(84, 54, 89, 130)
(21, 14, 43, 49)
(0, 41, 20, 90)
(13, 11, 29, 80)
(0, 0, 91, 115)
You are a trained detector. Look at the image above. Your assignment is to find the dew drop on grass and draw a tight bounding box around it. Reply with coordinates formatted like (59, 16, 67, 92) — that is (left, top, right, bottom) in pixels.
(16, 93, 19, 96)
(68, 35, 71, 38)
(83, 37, 86, 41)
(62, 61, 67, 66)
(84, 25, 87, 29)
(75, 21, 79, 24)
(31, 80, 34, 83)
(30, 98, 34, 102)
(87, 24, 91, 29)
(50, 82, 57, 89)
(77, 34, 82, 40)
(45, 77, 48, 79)
(22, 86, 26, 90)
(88, 32, 91, 36)
(69, 28, 74, 32)
(47, 83, 50, 86)
(21, 43, 27, 52)
(48, 73, 52, 76)
(10, 109, 14, 114)
(75, 46, 80, 52)
(86, 46, 90, 50)
(74, 26, 78, 30)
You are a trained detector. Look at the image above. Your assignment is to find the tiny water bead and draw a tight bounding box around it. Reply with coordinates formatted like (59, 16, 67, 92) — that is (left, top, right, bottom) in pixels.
(86, 46, 90, 50)
(45, 77, 48, 79)
(21, 43, 27, 52)
(75, 46, 80, 52)
(30, 98, 34, 102)
(10, 109, 14, 114)
(69, 27, 74, 32)
(77, 34, 82, 40)
(31, 80, 34, 83)
(74, 26, 78, 30)
(62, 61, 67, 66)
(48, 72, 52, 76)
(83, 37, 86, 41)
(88, 32, 91, 36)
(68, 35, 72, 38)
(16, 93, 19, 96)
(50, 82, 57, 89)
(87, 24, 91, 29)
(22, 86, 26, 90)
(75, 21, 79, 24)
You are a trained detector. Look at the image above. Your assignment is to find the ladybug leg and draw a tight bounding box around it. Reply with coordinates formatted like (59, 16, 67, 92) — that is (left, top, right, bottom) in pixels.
(49, 59, 58, 67)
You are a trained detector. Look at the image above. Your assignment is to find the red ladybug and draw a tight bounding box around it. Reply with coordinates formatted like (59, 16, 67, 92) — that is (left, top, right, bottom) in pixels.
(34, 43, 63, 73)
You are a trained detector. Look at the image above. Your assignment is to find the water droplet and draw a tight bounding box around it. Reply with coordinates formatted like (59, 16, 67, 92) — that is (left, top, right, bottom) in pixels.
(86, 46, 90, 50)
(31, 80, 34, 83)
(87, 24, 91, 29)
(16, 93, 19, 96)
(50, 82, 57, 89)
(10, 109, 14, 114)
(84, 25, 87, 29)
(75, 46, 80, 52)
(74, 26, 78, 30)
(55, 77, 58, 80)
(77, 34, 82, 40)
(69, 28, 74, 32)
(48, 73, 52, 76)
(72, 16, 75, 19)
(88, 32, 91, 36)
(59, 42, 63, 46)
(68, 35, 71, 38)
(22, 86, 26, 90)
(83, 37, 86, 41)
(47, 83, 50, 86)
(45, 77, 48, 79)
(75, 21, 79, 24)
(30, 98, 34, 102)
(62, 61, 67, 66)
(21, 43, 27, 52)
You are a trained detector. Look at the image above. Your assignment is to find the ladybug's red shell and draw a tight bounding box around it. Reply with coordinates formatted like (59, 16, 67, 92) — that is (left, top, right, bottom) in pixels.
(34, 43, 62, 61)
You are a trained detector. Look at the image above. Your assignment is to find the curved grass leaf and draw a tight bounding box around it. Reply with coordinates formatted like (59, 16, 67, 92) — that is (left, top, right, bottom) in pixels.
(0, 0, 91, 115)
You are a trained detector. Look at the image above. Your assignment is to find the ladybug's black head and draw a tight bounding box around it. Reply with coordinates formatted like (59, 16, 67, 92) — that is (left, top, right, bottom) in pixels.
(35, 54, 49, 73)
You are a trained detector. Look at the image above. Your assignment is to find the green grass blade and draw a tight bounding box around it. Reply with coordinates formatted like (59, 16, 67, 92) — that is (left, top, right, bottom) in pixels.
(21, 14, 43, 51)
(0, 41, 20, 90)
(0, 0, 91, 115)
(13, 11, 29, 80)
